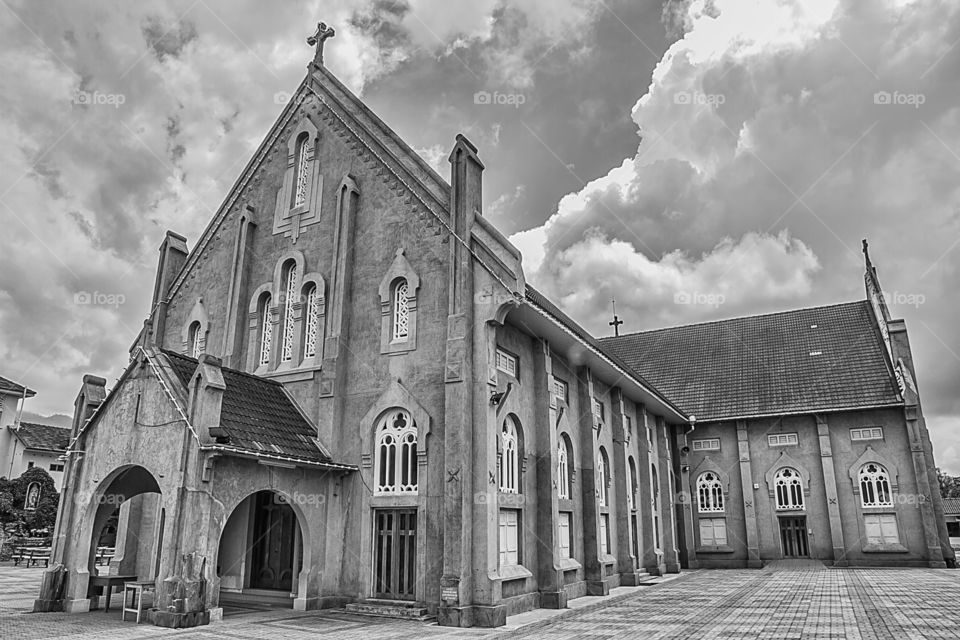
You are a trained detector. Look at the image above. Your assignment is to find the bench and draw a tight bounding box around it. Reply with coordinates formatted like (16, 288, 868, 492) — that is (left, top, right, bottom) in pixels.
(95, 546, 116, 566)
(12, 546, 50, 567)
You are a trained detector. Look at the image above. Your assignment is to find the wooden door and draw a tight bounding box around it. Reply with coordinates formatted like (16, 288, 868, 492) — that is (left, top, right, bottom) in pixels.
(373, 509, 417, 600)
(250, 492, 296, 591)
(779, 516, 809, 557)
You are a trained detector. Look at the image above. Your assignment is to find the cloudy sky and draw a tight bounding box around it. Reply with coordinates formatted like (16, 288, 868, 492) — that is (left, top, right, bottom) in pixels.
(2, 0, 959, 469)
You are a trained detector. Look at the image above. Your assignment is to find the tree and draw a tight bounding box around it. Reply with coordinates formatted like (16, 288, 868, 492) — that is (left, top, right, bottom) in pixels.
(938, 468, 960, 500)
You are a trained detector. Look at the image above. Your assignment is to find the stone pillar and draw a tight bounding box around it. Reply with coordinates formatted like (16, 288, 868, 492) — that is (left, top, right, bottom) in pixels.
(656, 418, 680, 573)
(611, 390, 642, 583)
(636, 406, 663, 575)
(675, 427, 698, 569)
(221, 212, 256, 367)
(576, 368, 606, 596)
(533, 341, 566, 608)
(736, 420, 762, 568)
(905, 405, 947, 567)
(815, 414, 847, 566)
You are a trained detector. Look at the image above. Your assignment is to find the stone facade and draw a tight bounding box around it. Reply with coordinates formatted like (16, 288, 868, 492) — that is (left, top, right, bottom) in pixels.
(36, 49, 691, 628)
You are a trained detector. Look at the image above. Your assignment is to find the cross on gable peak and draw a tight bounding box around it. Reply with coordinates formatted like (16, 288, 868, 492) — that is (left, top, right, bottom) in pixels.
(307, 22, 336, 65)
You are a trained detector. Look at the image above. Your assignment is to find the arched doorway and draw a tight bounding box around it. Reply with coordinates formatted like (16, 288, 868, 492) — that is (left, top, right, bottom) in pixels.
(85, 465, 164, 609)
(216, 490, 303, 608)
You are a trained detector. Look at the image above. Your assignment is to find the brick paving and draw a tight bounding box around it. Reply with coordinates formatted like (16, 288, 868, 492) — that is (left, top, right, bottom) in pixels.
(2, 563, 960, 639)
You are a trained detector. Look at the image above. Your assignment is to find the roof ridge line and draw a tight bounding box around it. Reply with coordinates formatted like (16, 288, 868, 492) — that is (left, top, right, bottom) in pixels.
(601, 299, 868, 341)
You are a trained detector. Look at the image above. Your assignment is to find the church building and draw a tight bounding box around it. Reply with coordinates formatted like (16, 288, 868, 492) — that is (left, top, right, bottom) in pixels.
(36, 24, 952, 629)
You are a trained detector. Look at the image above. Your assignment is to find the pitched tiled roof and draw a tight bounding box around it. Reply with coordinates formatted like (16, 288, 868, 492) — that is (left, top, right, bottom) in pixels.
(162, 350, 334, 465)
(600, 301, 902, 422)
(12, 422, 70, 452)
(942, 498, 960, 516)
(0, 376, 35, 398)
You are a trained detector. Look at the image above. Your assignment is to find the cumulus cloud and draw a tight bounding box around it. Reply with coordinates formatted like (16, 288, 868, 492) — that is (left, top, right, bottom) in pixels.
(510, 0, 960, 468)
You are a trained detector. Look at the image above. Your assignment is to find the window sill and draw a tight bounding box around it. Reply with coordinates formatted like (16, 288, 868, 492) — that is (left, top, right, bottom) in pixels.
(556, 557, 581, 571)
(261, 365, 322, 383)
(370, 494, 419, 508)
(862, 543, 908, 553)
(497, 564, 533, 582)
(696, 545, 735, 554)
(599, 554, 616, 565)
(498, 493, 525, 507)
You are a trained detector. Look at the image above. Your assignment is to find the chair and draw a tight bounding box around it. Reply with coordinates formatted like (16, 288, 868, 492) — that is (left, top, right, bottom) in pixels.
(121, 580, 156, 623)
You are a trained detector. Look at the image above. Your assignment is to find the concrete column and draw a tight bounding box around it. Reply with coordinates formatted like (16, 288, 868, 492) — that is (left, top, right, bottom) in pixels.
(575, 368, 606, 595)
(675, 428, 698, 569)
(815, 414, 847, 566)
(636, 407, 663, 575)
(905, 406, 947, 567)
(611, 390, 643, 583)
(533, 341, 566, 608)
(656, 418, 680, 573)
(736, 420, 762, 568)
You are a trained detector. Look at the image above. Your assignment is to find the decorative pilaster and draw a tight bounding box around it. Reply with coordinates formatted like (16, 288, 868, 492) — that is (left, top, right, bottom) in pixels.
(815, 414, 847, 566)
(736, 420, 762, 568)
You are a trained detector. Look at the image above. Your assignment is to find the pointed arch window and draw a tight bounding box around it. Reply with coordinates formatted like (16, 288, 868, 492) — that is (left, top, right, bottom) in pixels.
(258, 294, 272, 367)
(374, 409, 418, 494)
(303, 283, 319, 359)
(557, 434, 573, 500)
(188, 321, 202, 359)
(499, 417, 521, 494)
(280, 261, 298, 363)
(392, 279, 409, 342)
(774, 467, 804, 510)
(597, 447, 610, 507)
(697, 471, 724, 513)
(292, 133, 310, 208)
(859, 462, 893, 507)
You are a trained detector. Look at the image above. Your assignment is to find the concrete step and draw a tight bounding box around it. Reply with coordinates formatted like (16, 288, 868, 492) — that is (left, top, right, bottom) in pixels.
(345, 599, 433, 620)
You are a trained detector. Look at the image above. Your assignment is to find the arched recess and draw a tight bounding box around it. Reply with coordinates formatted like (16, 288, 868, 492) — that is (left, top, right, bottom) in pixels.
(273, 115, 323, 241)
(847, 445, 901, 498)
(378, 248, 421, 355)
(181, 297, 210, 357)
(692, 456, 731, 502)
(764, 451, 812, 497)
(246, 283, 274, 372)
(215, 489, 309, 608)
(299, 272, 327, 366)
(79, 465, 166, 603)
(356, 379, 432, 602)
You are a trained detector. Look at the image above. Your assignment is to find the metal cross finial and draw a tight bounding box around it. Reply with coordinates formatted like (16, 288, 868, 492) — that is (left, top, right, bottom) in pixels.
(609, 298, 623, 337)
(307, 22, 336, 65)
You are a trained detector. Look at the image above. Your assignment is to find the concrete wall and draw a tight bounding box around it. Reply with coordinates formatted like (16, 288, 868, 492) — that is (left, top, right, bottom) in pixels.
(687, 407, 944, 567)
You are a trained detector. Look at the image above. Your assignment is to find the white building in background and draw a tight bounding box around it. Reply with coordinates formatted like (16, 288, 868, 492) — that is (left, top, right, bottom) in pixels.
(0, 375, 69, 489)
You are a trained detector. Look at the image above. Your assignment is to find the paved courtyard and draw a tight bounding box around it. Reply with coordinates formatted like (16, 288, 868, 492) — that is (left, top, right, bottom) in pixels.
(2, 562, 960, 639)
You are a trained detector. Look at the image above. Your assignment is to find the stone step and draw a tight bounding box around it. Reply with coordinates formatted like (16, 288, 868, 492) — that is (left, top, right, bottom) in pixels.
(345, 599, 433, 620)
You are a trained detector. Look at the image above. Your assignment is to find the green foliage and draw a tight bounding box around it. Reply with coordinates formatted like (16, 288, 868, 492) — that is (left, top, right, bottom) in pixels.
(938, 468, 960, 500)
(0, 467, 60, 537)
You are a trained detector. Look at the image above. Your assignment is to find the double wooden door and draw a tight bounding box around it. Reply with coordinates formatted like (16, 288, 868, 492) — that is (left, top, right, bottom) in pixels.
(779, 516, 809, 557)
(373, 509, 417, 600)
(250, 492, 297, 591)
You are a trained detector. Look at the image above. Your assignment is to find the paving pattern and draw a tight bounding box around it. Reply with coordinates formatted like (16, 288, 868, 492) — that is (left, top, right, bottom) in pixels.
(3, 562, 960, 639)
